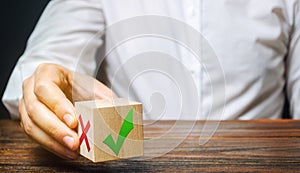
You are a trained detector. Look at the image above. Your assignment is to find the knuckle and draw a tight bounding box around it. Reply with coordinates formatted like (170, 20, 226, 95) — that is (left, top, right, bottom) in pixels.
(48, 125, 61, 138)
(22, 121, 33, 135)
(52, 100, 64, 114)
(36, 63, 51, 72)
(34, 80, 48, 97)
(22, 77, 30, 91)
(26, 103, 36, 117)
(36, 63, 60, 74)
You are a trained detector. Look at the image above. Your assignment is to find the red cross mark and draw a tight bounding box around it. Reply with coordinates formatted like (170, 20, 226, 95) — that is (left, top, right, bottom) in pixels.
(79, 115, 91, 152)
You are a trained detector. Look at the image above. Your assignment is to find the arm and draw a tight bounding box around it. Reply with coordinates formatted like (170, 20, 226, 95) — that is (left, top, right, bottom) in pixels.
(2, 0, 113, 159)
(286, 1, 300, 119)
(2, 0, 105, 118)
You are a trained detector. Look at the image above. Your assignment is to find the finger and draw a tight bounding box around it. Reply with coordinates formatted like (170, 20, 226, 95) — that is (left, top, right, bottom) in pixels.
(71, 72, 115, 101)
(19, 98, 78, 159)
(33, 64, 77, 128)
(23, 77, 79, 151)
(93, 78, 116, 99)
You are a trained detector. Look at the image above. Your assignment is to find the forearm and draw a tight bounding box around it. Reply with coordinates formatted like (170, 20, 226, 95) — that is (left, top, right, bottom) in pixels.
(2, 0, 105, 118)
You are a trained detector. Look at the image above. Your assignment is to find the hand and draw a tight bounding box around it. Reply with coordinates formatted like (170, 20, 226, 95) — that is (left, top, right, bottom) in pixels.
(19, 63, 114, 159)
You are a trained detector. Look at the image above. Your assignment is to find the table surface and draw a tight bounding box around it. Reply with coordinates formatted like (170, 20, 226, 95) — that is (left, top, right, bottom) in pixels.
(1, 119, 300, 172)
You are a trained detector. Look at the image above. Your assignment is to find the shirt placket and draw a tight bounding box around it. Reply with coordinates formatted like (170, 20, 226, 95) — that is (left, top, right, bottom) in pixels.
(181, 0, 204, 119)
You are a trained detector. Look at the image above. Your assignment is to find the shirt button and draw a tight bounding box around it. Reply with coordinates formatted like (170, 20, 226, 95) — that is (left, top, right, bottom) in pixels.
(189, 6, 196, 16)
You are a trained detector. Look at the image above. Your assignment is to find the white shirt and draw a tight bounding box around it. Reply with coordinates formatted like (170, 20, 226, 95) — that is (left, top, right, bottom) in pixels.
(2, 0, 300, 120)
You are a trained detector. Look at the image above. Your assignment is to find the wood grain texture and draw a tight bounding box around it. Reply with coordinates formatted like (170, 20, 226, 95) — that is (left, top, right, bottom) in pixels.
(75, 99, 143, 162)
(1, 119, 300, 172)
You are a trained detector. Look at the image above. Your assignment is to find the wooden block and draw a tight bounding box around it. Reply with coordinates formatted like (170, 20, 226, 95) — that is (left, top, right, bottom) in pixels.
(75, 98, 144, 162)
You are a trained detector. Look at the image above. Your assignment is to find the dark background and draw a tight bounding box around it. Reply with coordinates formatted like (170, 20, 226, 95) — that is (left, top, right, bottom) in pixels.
(0, 0, 50, 118)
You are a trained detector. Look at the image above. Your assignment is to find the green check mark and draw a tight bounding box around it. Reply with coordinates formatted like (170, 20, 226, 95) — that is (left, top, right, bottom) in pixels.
(103, 108, 134, 156)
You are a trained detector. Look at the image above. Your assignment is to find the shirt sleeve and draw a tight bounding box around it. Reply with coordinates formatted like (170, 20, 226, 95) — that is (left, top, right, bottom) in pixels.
(2, 0, 105, 119)
(286, 1, 300, 119)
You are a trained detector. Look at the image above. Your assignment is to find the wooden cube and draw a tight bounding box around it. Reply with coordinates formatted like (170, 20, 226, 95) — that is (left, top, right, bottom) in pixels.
(75, 98, 144, 162)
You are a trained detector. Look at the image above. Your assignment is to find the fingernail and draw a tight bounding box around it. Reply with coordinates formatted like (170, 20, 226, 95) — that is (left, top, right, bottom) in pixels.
(63, 114, 74, 126)
(63, 136, 74, 150)
(65, 149, 79, 159)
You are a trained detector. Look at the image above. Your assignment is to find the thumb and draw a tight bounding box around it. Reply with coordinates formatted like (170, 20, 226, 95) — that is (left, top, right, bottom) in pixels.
(69, 72, 115, 102)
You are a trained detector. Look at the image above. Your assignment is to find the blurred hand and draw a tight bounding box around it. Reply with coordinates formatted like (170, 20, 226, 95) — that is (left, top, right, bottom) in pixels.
(19, 63, 114, 159)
